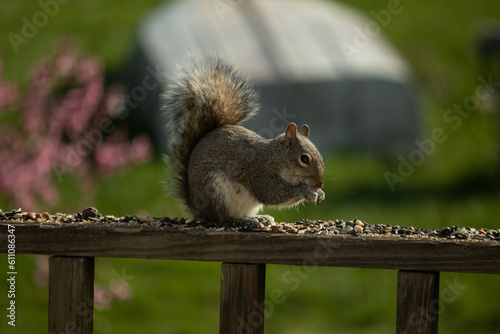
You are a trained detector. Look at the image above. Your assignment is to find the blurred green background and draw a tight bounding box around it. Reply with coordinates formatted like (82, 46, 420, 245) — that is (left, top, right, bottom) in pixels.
(1, 0, 500, 333)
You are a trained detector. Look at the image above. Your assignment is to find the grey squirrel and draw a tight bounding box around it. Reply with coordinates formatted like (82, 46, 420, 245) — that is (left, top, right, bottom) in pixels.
(163, 55, 325, 224)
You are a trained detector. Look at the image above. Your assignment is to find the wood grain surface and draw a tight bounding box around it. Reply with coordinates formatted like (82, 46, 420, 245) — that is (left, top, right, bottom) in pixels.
(1, 222, 499, 274)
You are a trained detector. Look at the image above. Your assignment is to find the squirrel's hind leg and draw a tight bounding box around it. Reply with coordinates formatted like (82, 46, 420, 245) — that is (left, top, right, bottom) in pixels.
(247, 215, 275, 225)
(230, 215, 275, 231)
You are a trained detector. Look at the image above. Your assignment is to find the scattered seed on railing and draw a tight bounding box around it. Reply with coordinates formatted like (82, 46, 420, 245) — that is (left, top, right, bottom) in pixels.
(1, 207, 500, 242)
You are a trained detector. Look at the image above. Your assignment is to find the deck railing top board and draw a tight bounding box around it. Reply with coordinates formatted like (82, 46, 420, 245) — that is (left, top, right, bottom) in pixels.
(1, 217, 500, 274)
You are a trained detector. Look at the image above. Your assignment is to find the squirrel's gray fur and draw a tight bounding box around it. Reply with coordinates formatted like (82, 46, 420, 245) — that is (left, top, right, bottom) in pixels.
(163, 55, 325, 222)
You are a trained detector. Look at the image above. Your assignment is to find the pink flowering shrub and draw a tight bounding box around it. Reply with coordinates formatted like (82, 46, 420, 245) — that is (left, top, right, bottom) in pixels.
(0, 41, 153, 210)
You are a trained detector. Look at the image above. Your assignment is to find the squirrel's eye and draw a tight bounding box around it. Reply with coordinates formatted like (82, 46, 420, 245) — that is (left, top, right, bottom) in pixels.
(300, 154, 310, 165)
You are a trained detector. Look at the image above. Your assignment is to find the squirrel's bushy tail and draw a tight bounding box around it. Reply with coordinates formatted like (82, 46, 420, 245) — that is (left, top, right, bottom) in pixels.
(163, 55, 259, 202)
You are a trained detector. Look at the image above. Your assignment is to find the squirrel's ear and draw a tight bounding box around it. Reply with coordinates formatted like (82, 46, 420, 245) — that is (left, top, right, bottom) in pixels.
(300, 124, 310, 138)
(284, 123, 297, 148)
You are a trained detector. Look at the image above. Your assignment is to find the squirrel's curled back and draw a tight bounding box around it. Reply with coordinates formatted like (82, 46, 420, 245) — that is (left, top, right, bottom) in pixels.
(163, 55, 325, 223)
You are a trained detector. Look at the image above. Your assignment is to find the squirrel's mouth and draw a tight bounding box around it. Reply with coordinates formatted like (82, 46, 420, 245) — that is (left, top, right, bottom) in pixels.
(309, 179, 324, 189)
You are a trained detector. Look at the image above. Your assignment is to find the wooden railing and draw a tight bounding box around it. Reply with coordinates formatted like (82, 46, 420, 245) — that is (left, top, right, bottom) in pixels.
(1, 219, 499, 334)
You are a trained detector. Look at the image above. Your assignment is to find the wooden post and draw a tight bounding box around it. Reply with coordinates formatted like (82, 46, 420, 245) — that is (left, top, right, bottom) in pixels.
(220, 263, 266, 334)
(49, 256, 94, 334)
(397, 270, 440, 334)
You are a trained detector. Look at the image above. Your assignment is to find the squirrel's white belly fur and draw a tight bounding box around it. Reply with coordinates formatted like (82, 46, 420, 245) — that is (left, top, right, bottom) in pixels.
(213, 172, 263, 218)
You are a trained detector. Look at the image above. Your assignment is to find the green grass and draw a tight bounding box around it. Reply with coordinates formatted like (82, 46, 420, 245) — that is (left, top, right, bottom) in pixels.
(1, 0, 500, 333)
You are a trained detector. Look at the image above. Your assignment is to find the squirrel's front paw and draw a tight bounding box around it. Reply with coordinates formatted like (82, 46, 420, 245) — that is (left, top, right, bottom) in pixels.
(304, 188, 318, 202)
(304, 188, 325, 205)
(316, 189, 325, 205)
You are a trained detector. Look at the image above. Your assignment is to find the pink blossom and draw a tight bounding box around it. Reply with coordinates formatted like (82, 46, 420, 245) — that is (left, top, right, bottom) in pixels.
(129, 135, 154, 164)
(110, 281, 133, 301)
(0, 58, 19, 111)
(0, 40, 154, 210)
(94, 284, 113, 310)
